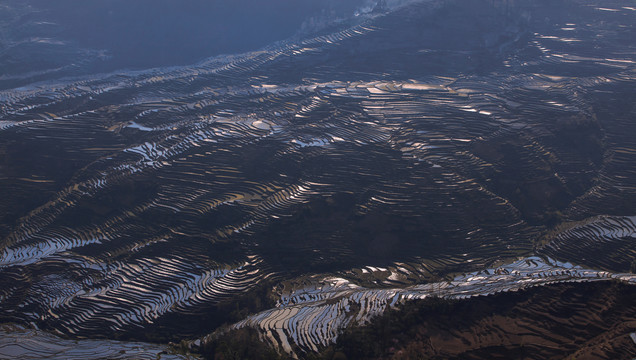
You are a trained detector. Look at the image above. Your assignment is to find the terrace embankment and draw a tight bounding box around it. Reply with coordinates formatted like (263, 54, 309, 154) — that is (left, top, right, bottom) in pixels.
(206, 281, 636, 360)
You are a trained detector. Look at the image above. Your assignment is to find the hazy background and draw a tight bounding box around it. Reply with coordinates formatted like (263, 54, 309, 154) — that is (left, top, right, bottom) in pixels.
(1, 0, 386, 87)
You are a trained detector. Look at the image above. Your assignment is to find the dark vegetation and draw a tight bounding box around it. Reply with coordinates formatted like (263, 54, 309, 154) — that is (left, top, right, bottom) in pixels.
(200, 327, 285, 360)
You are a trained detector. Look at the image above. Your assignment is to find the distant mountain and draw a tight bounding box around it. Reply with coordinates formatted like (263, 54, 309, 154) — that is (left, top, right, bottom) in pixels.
(0, 0, 370, 88)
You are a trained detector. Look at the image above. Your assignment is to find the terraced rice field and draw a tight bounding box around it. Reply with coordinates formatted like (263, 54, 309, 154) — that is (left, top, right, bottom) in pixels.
(0, 324, 190, 360)
(229, 257, 636, 355)
(0, 0, 635, 357)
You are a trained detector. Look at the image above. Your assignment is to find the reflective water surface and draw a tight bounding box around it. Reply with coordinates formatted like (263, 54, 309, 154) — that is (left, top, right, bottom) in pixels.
(1, 0, 635, 357)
